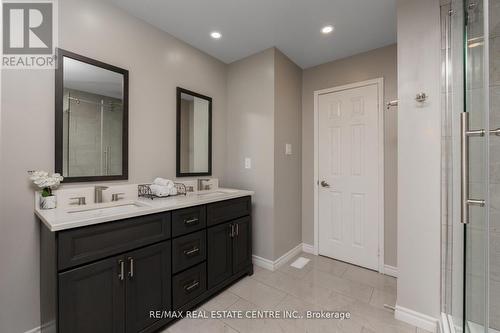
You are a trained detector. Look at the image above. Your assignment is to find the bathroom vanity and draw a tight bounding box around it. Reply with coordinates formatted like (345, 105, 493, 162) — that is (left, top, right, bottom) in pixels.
(42, 49, 250, 333)
(38, 191, 253, 333)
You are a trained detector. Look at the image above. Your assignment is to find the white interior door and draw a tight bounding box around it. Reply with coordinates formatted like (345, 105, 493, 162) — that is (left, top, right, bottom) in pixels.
(318, 81, 381, 271)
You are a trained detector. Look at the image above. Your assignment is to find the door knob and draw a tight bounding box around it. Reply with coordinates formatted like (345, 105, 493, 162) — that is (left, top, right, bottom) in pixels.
(320, 180, 330, 188)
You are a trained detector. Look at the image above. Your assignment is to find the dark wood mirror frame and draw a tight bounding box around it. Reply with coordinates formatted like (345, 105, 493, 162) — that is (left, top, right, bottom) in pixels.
(176, 87, 212, 177)
(55, 48, 129, 183)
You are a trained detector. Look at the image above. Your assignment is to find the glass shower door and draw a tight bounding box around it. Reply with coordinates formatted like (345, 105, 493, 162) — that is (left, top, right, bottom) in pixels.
(463, 0, 490, 332)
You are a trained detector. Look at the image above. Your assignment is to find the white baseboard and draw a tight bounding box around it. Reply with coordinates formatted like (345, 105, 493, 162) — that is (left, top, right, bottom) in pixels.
(301, 243, 315, 254)
(252, 243, 304, 271)
(274, 244, 303, 270)
(252, 255, 275, 271)
(383, 264, 398, 278)
(395, 305, 438, 333)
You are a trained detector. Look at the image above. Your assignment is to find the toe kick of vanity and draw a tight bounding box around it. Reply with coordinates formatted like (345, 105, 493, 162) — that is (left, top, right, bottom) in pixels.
(39, 195, 253, 333)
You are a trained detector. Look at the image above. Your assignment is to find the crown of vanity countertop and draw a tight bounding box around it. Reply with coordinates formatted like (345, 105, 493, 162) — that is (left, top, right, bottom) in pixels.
(35, 188, 254, 232)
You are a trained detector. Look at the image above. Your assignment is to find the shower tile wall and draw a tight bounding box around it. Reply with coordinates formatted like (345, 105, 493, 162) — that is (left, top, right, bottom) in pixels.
(490, 0, 500, 329)
(63, 89, 123, 177)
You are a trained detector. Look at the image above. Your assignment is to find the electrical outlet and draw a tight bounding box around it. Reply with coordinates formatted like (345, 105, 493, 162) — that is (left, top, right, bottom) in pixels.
(244, 158, 251, 169)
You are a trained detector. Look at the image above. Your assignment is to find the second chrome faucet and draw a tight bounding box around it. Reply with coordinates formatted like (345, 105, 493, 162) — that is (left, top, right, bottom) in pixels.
(94, 186, 108, 203)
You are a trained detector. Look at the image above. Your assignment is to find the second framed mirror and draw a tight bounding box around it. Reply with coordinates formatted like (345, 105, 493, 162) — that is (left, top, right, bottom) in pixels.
(176, 87, 212, 177)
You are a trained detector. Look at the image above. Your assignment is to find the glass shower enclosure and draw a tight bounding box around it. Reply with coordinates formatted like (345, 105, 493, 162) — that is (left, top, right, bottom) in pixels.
(441, 0, 498, 332)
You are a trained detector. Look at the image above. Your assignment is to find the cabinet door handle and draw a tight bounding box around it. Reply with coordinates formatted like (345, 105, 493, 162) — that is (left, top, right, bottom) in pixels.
(229, 224, 234, 237)
(236, 223, 239, 236)
(184, 280, 200, 293)
(128, 257, 134, 278)
(183, 247, 200, 256)
(184, 218, 199, 225)
(118, 260, 125, 281)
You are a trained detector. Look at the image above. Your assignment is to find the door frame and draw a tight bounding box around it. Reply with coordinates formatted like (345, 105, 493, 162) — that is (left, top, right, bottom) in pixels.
(313, 78, 385, 273)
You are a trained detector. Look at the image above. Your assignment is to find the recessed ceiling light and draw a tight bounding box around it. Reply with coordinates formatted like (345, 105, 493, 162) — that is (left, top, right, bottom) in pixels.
(210, 31, 222, 39)
(321, 25, 334, 34)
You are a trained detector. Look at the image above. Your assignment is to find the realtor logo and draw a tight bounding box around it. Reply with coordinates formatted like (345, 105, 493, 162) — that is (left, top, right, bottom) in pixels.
(2, 0, 57, 69)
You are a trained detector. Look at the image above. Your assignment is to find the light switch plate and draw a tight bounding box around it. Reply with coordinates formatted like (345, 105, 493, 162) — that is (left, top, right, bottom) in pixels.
(285, 144, 292, 155)
(244, 158, 251, 169)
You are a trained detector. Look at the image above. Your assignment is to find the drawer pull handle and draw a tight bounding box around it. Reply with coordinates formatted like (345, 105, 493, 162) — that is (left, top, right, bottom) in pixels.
(183, 247, 200, 256)
(184, 218, 199, 225)
(118, 260, 125, 281)
(184, 280, 200, 293)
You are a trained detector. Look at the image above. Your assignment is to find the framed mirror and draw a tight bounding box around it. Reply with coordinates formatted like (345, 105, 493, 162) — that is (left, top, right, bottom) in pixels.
(176, 87, 212, 177)
(55, 49, 128, 182)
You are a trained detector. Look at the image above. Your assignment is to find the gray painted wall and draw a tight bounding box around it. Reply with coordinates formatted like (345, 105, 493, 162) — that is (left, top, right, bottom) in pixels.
(226, 48, 303, 261)
(226, 48, 276, 260)
(301, 44, 398, 266)
(274, 50, 303, 260)
(0, 0, 228, 332)
(396, 0, 441, 322)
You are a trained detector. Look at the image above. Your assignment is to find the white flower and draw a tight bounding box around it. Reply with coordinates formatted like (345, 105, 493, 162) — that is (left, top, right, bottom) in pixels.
(29, 171, 48, 181)
(28, 170, 64, 190)
(51, 173, 64, 183)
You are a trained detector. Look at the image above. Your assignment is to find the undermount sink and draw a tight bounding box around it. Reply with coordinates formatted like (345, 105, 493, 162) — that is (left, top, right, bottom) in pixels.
(196, 189, 239, 197)
(67, 201, 150, 218)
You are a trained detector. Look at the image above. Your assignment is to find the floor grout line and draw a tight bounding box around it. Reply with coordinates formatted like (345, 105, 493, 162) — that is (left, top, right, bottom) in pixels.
(221, 319, 241, 333)
(368, 287, 375, 305)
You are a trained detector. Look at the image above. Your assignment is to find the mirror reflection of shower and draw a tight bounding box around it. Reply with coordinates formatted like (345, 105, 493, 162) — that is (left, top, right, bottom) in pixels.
(61, 55, 125, 179)
(63, 89, 123, 177)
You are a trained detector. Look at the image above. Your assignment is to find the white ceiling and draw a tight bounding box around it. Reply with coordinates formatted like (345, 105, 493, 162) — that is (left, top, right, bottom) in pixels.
(107, 0, 396, 69)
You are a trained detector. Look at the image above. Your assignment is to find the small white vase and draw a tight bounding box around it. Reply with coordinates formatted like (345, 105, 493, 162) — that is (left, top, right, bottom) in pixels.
(40, 195, 57, 210)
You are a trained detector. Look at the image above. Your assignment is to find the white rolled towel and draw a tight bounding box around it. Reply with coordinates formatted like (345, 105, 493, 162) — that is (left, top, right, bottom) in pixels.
(169, 187, 177, 196)
(153, 177, 174, 188)
(150, 184, 170, 197)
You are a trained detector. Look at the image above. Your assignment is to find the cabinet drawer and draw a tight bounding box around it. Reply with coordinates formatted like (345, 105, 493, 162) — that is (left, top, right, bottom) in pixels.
(171, 206, 206, 237)
(207, 196, 251, 226)
(172, 231, 206, 274)
(58, 213, 171, 270)
(172, 263, 207, 308)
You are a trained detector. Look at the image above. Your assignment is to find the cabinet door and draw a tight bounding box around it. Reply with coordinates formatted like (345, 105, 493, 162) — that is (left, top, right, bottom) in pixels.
(59, 255, 125, 333)
(233, 216, 252, 274)
(125, 241, 171, 333)
(207, 221, 233, 288)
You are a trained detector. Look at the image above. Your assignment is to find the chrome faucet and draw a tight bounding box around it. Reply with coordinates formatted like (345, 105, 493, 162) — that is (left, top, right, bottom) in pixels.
(197, 179, 212, 191)
(94, 186, 109, 203)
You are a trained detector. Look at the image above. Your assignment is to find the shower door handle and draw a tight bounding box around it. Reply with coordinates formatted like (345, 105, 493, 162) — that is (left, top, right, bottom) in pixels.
(103, 147, 108, 176)
(460, 112, 486, 224)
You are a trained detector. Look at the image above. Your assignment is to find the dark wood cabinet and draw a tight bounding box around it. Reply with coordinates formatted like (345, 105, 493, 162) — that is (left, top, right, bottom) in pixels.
(125, 242, 171, 333)
(172, 263, 207, 308)
(172, 231, 206, 274)
(171, 206, 206, 237)
(232, 216, 252, 274)
(41, 195, 252, 333)
(207, 216, 252, 290)
(206, 197, 251, 226)
(207, 222, 233, 288)
(59, 255, 125, 333)
(58, 241, 171, 333)
(58, 213, 171, 270)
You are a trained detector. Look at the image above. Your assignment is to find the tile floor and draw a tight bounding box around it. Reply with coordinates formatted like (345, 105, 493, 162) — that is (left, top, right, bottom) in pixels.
(163, 252, 431, 333)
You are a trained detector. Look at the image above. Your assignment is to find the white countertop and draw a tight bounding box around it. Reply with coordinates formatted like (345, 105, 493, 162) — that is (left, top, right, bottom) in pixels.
(36, 188, 254, 232)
